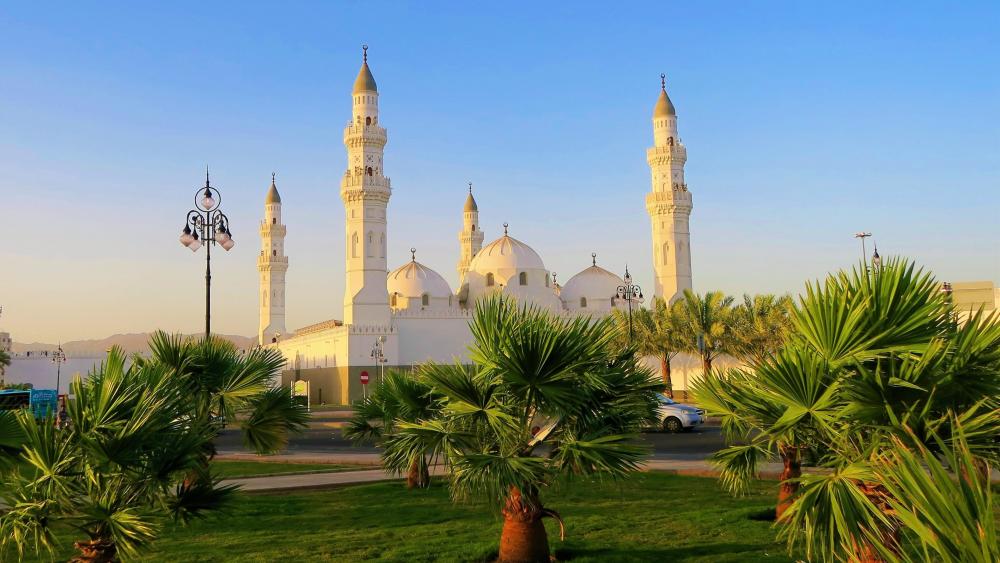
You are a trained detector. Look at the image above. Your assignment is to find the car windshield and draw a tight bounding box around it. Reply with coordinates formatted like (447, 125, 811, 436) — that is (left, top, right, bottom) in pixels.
(656, 394, 676, 405)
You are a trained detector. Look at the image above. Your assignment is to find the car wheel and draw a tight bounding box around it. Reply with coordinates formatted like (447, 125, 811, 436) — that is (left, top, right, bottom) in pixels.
(663, 417, 683, 433)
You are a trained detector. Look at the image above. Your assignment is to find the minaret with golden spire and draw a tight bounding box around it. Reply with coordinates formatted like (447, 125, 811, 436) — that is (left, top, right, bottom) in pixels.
(258, 173, 288, 344)
(457, 182, 484, 286)
(342, 44, 391, 326)
(646, 73, 693, 301)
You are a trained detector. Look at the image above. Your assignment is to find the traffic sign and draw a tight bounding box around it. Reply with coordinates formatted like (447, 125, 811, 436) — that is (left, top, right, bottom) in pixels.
(360, 371, 370, 385)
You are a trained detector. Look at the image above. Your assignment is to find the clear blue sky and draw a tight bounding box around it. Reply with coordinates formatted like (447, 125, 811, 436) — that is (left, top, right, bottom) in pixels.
(2, 1, 998, 343)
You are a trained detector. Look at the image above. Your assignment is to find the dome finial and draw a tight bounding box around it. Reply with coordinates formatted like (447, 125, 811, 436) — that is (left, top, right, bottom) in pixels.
(660, 73, 666, 91)
(362, 44, 368, 63)
(592, 252, 597, 266)
(503, 222, 509, 236)
(468, 181, 473, 194)
(271, 172, 276, 185)
(410, 247, 416, 261)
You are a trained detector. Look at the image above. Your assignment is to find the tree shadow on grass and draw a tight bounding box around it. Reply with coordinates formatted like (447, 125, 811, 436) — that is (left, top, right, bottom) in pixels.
(555, 543, 787, 562)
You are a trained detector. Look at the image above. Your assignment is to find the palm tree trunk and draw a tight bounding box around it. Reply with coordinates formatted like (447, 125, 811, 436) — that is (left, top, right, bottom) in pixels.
(849, 481, 900, 563)
(70, 538, 118, 563)
(406, 455, 430, 489)
(499, 486, 550, 563)
(775, 447, 800, 520)
(702, 355, 712, 375)
(661, 356, 673, 397)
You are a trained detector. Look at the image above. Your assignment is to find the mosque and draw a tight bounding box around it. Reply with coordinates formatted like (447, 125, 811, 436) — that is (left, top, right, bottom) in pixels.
(259, 48, 693, 404)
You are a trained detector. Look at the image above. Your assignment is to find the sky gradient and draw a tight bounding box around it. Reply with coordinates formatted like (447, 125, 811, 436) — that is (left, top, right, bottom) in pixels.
(2, 1, 998, 343)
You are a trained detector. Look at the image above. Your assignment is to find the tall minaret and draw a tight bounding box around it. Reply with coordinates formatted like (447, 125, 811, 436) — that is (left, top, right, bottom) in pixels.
(646, 73, 693, 302)
(258, 174, 288, 344)
(457, 182, 484, 284)
(341, 45, 391, 326)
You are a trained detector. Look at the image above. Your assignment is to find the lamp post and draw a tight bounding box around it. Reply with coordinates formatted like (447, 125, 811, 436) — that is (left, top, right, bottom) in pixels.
(178, 169, 235, 340)
(854, 232, 872, 270)
(370, 335, 387, 385)
(51, 344, 66, 396)
(615, 265, 644, 339)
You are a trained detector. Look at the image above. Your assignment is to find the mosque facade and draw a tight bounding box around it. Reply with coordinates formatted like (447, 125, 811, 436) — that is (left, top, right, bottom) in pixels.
(259, 50, 693, 404)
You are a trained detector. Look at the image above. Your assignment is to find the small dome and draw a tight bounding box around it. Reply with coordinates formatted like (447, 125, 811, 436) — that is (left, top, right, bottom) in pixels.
(653, 88, 676, 118)
(353, 56, 378, 94)
(265, 176, 281, 204)
(470, 233, 546, 274)
(387, 259, 453, 300)
(561, 263, 623, 309)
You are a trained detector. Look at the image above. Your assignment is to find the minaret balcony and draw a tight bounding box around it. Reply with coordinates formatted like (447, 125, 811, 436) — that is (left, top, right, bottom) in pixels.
(343, 124, 387, 145)
(341, 173, 391, 191)
(259, 223, 287, 236)
(646, 145, 687, 165)
(645, 190, 693, 215)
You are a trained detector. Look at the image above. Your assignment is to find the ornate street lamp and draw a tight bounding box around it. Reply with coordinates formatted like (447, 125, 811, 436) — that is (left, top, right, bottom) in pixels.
(615, 265, 644, 339)
(51, 344, 66, 397)
(178, 169, 235, 339)
(370, 335, 387, 385)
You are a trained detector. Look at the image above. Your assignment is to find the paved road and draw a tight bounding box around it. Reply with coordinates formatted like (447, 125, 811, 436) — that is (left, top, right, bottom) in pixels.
(215, 424, 726, 461)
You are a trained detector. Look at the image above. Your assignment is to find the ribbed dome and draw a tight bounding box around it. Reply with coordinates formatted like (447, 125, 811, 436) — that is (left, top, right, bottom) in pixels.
(353, 61, 378, 94)
(653, 88, 676, 118)
(470, 234, 545, 273)
(387, 259, 453, 299)
(265, 177, 281, 204)
(464, 191, 478, 212)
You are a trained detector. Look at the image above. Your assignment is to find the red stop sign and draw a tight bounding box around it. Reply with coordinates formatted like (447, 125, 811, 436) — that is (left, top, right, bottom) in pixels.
(360, 371, 370, 385)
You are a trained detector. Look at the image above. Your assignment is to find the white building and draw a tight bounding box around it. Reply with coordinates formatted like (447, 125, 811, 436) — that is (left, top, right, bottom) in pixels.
(264, 49, 694, 404)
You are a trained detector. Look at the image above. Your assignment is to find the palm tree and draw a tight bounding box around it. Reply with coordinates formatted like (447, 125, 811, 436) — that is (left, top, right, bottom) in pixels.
(344, 370, 439, 488)
(692, 347, 840, 518)
(613, 297, 687, 394)
(729, 294, 794, 365)
(676, 289, 735, 374)
(142, 332, 310, 459)
(381, 296, 660, 562)
(720, 258, 1000, 562)
(0, 348, 237, 562)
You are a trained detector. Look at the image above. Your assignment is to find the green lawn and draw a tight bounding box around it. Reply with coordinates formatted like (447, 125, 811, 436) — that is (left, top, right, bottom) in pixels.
(211, 460, 362, 479)
(9, 473, 796, 562)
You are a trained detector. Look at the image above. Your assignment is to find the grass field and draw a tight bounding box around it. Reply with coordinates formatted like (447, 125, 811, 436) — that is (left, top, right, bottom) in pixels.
(8, 473, 795, 562)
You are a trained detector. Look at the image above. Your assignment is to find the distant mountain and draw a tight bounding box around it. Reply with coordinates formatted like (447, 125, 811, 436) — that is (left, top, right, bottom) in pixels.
(12, 333, 257, 357)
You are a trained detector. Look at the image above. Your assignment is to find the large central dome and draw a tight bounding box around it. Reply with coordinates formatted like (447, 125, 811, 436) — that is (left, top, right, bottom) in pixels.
(470, 234, 546, 273)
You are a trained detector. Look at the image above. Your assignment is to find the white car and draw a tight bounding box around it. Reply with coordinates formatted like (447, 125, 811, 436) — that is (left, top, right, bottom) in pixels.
(655, 393, 706, 433)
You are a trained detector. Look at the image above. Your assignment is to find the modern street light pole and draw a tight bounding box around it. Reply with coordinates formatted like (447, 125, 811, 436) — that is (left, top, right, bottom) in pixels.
(178, 169, 235, 340)
(854, 232, 872, 270)
(615, 264, 644, 339)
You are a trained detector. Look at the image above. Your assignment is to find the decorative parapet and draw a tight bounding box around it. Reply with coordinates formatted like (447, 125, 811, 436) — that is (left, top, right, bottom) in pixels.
(290, 319, 344, 337)
(645, 190, 693, 215)
(646, 145, 687, 165)
(343, 124, 387, 146)
(391, 308, 475, 320)
(346, 324, 398, 335)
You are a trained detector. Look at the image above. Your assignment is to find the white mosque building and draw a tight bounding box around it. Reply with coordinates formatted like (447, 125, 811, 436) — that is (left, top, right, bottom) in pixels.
(260, 49, 693, 404)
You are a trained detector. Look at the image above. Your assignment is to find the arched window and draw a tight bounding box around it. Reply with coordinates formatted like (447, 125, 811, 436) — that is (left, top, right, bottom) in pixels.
(421, 293, 429, 307)
(519, 272, 527, 286)
(272, 250, 277, 257)
(448, 295, 453, 307)
(580, 297, 588, 308)
(545, 273, 550, 287)
(351, 232, 359, 258)
(272, 217, 276, 224)
(366, 167, 373, 176)
(390, 293, 397, 307)
(367, 232, 374, 257)
(379, 233, 385, 258)
(365, 116, 372, 126)
(662, 242, 670, 265)
(471, 224, 475, 231)
(486, 273, 495, 287)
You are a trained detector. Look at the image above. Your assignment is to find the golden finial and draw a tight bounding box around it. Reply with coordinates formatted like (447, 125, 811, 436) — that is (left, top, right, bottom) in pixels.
(468, 181, 473, 194)
(362, 44, 368, 63)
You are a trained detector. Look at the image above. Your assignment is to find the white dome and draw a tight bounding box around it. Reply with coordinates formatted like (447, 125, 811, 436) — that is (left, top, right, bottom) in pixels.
(470, 234, 546, 274)
(388, 259, 453, 299)
(561, 265, 622, 303)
